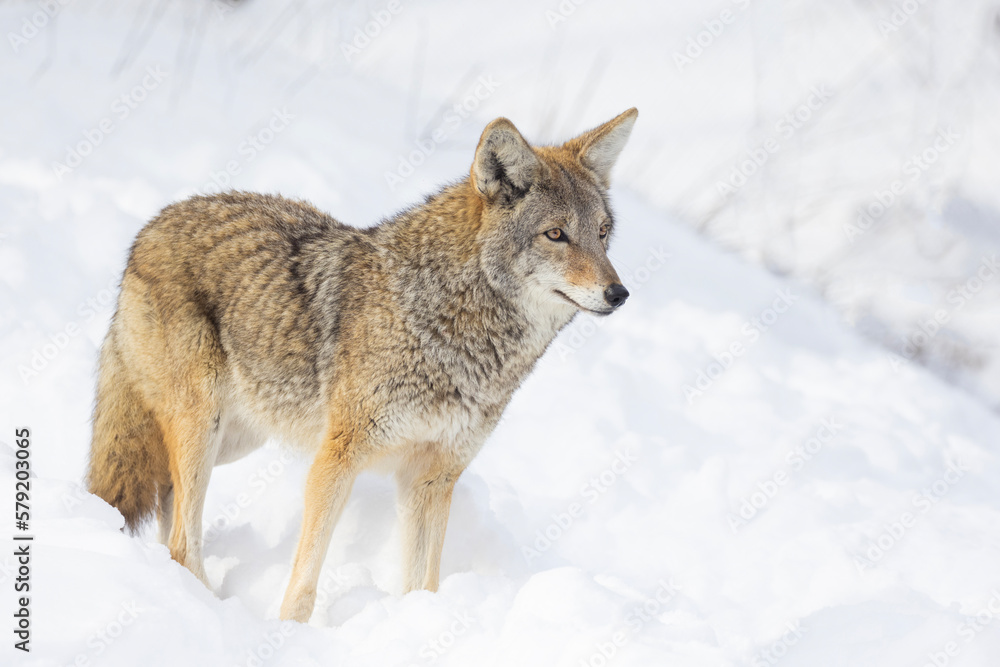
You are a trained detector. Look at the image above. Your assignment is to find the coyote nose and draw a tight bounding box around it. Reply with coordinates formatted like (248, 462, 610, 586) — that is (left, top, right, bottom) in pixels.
(604, 283, 630, 309)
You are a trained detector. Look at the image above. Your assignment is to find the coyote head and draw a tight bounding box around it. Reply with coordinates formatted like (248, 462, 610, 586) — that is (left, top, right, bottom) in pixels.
(470, 108, 638, 316)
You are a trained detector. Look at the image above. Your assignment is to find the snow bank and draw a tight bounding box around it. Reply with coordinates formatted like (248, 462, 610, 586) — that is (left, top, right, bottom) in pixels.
(3, 1, 1000, 665)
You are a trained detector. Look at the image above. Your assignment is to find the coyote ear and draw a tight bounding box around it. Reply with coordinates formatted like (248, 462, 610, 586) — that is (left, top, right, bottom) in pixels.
(565, 108, 638, 188)
(471, 118, 540, 204)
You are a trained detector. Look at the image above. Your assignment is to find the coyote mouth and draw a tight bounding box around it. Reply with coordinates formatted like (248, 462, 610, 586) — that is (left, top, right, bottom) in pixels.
(553, 290, 614, 316)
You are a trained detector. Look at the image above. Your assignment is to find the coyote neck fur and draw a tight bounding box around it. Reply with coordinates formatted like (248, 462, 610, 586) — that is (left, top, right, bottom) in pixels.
(349, 178, 574, 407)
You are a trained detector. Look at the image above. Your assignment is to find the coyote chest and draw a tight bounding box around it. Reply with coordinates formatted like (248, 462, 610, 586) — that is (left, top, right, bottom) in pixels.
(413, 323, 564, 442)
(345, 292, 568, 456)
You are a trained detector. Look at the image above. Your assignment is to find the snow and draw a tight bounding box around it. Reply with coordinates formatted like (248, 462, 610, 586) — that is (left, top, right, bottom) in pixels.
(3, 0, 1000, 665)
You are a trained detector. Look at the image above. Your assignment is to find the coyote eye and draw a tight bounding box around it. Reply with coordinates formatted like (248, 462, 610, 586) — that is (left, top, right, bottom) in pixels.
(599, 224, 610, 239)
(545, 228, 566, 242)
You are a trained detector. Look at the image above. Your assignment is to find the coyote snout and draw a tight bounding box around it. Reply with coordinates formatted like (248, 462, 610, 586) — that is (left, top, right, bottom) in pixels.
(87, 107, 638, 624)
(605, 283, 630, 308)
(539, 228, 629, 316)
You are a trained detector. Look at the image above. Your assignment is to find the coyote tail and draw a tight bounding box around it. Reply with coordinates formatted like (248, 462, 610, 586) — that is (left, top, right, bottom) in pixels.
(86, 330, 167, 533)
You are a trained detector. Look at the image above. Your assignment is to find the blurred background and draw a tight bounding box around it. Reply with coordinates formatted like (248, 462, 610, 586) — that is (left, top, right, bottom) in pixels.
(4, 0, 1000, 414)
(4, 1, 1000, 665)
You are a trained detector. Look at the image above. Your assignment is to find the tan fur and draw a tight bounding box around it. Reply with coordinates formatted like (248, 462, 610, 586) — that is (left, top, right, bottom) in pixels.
(87, 327, 170, 532)
(86, 109, 638, 622)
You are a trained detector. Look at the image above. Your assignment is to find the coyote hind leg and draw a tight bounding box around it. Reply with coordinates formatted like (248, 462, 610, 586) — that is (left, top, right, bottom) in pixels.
(157, 482, 174, 545)
(140, 307, 225, 585)
(162, 401, 222, 586)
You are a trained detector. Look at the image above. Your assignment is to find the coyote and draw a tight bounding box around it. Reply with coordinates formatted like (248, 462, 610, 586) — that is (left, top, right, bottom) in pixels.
(87, 108, 638, 622)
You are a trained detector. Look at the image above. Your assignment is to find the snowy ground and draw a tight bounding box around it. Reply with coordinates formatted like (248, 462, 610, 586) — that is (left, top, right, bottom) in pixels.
(3, 0, 1000, 665)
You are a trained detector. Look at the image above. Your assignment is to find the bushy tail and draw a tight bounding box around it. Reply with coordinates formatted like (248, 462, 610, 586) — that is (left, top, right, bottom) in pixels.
(86, 331, 167, 534)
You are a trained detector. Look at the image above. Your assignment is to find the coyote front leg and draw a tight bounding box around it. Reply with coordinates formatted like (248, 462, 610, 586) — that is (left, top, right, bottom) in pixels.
(396, 453, 465, 594)
(280, 429, 363, 623)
